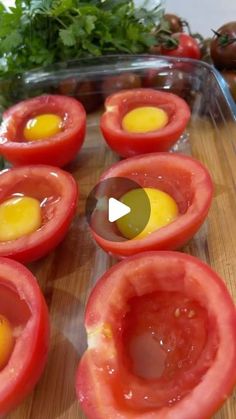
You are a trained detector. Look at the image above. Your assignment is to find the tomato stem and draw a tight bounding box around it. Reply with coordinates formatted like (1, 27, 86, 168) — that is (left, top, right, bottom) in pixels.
(211, 29, 236, 47)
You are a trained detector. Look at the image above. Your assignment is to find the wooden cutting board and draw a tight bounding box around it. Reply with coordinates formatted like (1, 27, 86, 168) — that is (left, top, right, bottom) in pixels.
(8, 112, 236, 419)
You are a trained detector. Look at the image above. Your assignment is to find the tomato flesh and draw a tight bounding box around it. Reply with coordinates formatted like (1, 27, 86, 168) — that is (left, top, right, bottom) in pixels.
(100, 89, 191, 157)
(76, 251, 236, 419)
(0, 95, 86, 167)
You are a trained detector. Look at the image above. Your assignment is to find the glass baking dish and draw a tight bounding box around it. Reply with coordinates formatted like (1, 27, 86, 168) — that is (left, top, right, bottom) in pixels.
(2, 56, 236, 419)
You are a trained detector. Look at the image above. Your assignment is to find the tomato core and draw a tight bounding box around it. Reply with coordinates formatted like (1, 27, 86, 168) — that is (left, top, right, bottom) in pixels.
(0, 196, 41, 241)
(122, 107, 168, 133)
(116, 188, 178, 240)
(23, 114, 63, 141)
(0, 315, 14, 370)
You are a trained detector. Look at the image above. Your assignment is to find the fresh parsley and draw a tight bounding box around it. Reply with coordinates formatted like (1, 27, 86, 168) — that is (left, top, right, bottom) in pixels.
(0, 0, 163, 77)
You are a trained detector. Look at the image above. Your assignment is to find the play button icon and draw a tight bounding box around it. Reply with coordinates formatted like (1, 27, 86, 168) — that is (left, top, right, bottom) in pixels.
(108, 198, 131, 222)
(86, 177, 151, 242)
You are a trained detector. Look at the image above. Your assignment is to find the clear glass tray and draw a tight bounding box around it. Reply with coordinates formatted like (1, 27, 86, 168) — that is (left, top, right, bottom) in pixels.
(2, 55, 236, 419)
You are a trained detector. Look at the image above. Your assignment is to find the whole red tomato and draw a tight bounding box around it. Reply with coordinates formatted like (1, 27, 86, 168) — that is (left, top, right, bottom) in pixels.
(0, 257, 49, 416)
(76, 251, 236, 419)
(161, 33, 201, 60)
(210, 22, 236, 70)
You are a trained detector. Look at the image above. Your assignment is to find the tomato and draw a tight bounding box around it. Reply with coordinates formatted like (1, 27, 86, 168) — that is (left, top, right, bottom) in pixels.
(100, 88, 191, 157)
(210, 22, 236, 70)
(0, 257, 49, 416)
(0, 165, 78, 263)
(222, 70, 236, 101)
(90, 153, 213, 258)
(161, 33, 201, 60)
(58, 79, 102, 113)
(142, 68, 191, 99)
(163, 13, 183, 33)
(76, 251, 236, 419)
(0, 95, 86, 167)
(101, 73, 142, 99)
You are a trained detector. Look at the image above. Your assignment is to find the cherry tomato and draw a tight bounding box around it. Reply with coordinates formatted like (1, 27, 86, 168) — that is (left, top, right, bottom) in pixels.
(101, 73, 142, 99)
(0, 95, 86, 167)
(90, 152, 213, 258)
(0, 165, 78, 263)
(0, 257, 49, 416)
(161, 33, 201, 60)
(100, 88, 191, 157)
(76, 251, 236, 419)
(163, 13, 183, 33)
(222, 70, 236, 101)
(210, 22, 236, 70)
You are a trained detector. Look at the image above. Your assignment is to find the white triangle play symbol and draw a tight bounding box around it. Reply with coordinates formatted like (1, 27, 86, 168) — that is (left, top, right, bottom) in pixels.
(108, 197, 131, 223)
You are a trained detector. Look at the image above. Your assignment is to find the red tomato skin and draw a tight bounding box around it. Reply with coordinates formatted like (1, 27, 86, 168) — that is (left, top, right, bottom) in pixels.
(90, 152, 213, 257)
(161, 33, 201, 60)
(100, 89, 191, 157)
(76, 251, 236, 419)
(0, 95, 86, 167)
(0, 165, 78, 263)
(0, 257, 49, 416)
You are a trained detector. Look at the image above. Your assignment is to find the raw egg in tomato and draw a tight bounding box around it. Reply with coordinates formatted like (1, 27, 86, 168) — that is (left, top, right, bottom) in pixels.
(122, 107, 169, 133)
(0, 315, 14, 370)
(23, 114, 63, 141)
(0, 196, 41, 242)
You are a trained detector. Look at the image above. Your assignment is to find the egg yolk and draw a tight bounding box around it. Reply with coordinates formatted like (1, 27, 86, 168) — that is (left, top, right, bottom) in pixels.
(23, 113, 63, 141)
(122, 106, 168, 133)
(0, 196, 41, 241)
(116, 188, 178, 240)
(0, 315, 14, 370)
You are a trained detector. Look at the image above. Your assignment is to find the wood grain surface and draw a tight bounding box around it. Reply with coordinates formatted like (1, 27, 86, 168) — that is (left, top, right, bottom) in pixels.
(8, 112, 236, 419)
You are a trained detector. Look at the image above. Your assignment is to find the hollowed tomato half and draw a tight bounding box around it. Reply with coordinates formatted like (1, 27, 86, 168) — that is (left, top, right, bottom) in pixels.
(100, 89, 191, 157)
(76, 251, 236, 419)
(0, 257, 49, 416)
(90, 152, 213, 257)
(0, 95, 86, 167)
(0, 165, 78, 263)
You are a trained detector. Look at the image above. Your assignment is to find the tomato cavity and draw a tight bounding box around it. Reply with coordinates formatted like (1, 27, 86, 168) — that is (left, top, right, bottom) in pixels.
(122, 107, 169, 133)
(106, 290, 219, 412)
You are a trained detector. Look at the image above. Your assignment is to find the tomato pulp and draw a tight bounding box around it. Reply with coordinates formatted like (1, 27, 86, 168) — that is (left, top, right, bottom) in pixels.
(0, 165, 78, 263)
(0, 95, 86, 167)
(76, 251, 236, 419)
(100, 89, 191, 157)
(90, 153, 213, 257)
(0, 257, 49, 416)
